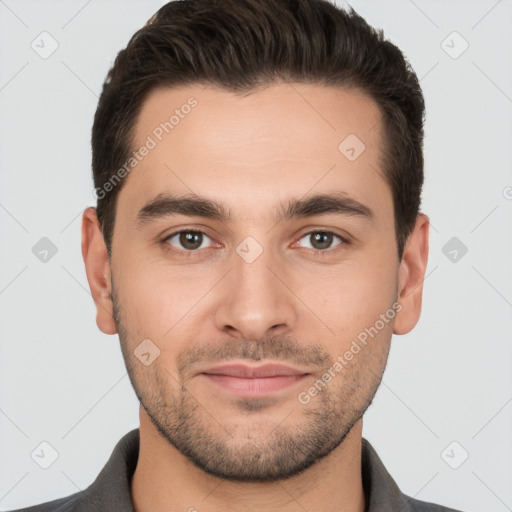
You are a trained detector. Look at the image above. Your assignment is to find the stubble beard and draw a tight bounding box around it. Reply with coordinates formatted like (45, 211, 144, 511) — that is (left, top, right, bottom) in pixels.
(112, 286, 391, 482)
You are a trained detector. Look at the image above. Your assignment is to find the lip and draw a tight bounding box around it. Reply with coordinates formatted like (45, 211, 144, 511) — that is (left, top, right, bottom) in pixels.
(199, 363, 310, 397)
(202, 363, 307, 378)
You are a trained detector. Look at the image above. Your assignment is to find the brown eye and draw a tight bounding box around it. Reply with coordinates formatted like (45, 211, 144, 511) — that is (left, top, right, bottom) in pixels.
(298, 231, 343, 251)
(165, 231, 211, 251)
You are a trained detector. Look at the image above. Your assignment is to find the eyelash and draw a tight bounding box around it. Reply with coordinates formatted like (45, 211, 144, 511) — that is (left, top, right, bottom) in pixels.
(161, 229, 350, 258)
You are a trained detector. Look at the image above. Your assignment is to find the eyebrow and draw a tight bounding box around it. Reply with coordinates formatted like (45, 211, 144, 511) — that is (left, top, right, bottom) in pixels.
(134, 191, 374, 228)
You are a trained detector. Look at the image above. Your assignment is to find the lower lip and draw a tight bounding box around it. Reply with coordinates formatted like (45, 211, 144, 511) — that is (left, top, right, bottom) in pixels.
(201, 374, 308, 397)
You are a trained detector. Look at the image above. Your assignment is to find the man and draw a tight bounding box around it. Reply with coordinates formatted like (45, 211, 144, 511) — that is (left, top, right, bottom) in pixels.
(9, 0, 464, 510)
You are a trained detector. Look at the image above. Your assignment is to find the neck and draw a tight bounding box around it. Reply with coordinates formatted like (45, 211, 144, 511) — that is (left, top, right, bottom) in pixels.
(131, 406, 365, 512)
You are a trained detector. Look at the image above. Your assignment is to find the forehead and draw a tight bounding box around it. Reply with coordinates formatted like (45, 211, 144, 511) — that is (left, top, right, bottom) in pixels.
(118, 82, 391, 225)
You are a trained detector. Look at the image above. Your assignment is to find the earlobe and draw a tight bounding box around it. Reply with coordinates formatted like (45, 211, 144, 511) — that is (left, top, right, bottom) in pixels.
(393, 214, 430, 336)
(81, 207, 118, 335)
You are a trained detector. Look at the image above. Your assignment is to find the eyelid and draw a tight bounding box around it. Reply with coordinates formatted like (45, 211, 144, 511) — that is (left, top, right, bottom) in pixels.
(293, 229, 350, 252)
(162, 228, 219, 251)
(300, 231, 342, 243)
(161, 226, 351, 255)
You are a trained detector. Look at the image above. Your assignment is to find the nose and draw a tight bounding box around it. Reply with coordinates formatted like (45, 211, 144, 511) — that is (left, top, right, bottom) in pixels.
(214, 245, 297, 341)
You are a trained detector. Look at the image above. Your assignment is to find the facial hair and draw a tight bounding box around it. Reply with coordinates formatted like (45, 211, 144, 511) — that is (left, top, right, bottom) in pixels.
(112, 280, 393, 482)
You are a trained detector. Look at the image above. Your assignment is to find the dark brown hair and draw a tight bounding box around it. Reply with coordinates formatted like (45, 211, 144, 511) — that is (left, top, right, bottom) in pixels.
(92, 0, 425, 260)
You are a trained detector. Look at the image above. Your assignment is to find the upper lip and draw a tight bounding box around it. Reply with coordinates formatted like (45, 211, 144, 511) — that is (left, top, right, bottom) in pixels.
(200, 363, 309, 378)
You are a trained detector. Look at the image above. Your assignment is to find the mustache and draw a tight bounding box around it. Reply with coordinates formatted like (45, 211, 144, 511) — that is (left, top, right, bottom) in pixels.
(177, 336, 331, 378)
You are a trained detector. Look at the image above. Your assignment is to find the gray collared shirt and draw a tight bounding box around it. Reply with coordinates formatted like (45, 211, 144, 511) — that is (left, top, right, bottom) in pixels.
(9, 429, 463, 512)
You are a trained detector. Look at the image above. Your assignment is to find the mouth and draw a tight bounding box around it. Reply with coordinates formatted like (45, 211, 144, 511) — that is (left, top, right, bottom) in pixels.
(199, 362, 311, 397)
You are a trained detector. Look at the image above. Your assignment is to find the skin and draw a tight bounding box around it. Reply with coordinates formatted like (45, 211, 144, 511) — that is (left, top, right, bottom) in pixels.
(81, 82, 429, 512)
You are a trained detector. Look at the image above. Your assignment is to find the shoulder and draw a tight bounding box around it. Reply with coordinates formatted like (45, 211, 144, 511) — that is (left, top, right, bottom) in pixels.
(5, 492, 83, 512)
(403, 494, 465, 512)
(361, 437, 467, 512)
(5, 428, 139, 512)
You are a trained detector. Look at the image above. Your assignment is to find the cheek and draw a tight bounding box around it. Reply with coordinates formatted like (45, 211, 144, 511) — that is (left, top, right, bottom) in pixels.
(113, 254, 216, 348)
(302, 256, 398, 346)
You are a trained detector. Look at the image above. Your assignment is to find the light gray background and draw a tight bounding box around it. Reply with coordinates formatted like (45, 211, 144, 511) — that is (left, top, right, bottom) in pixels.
(1, 1, 511, 511)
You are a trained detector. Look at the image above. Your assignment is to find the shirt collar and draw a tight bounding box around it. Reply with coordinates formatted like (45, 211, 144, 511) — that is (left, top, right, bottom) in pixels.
(75, 428, 414, 511)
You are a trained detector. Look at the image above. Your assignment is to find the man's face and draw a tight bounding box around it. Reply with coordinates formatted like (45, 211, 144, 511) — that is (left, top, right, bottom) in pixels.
(106, 83, 401, 481)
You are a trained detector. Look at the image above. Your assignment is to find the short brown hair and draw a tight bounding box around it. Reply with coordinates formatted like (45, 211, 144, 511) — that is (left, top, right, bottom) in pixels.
(92, 0, 425, 260)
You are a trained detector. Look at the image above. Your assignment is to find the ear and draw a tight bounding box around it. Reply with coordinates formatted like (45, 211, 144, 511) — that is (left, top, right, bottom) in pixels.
(81, 207, 117, 335)
(393, 213, 429, 335)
